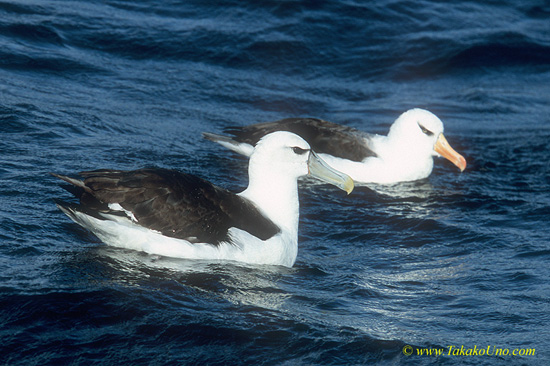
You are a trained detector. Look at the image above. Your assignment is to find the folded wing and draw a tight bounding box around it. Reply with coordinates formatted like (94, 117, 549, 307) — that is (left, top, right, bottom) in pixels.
(53, 168, 280, 245)
(224, 118, 377, 162)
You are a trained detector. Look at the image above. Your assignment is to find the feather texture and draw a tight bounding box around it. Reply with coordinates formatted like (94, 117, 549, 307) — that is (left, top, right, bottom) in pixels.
(224, 118, 377, 162)
(53, 168, 280, 244)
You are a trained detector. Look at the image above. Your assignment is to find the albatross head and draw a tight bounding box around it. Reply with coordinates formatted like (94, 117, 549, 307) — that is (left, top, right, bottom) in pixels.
(239, 131, 352, 235)
(249, 131, 354, 194)
(388, 108, 467, 172)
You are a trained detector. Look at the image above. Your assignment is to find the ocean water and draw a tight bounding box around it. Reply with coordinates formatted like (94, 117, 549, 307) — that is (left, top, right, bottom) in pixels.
(1, 0, 549, 365)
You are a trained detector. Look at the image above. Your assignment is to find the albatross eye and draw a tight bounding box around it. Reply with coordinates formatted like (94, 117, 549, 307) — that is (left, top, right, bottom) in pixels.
(292, 146, 309, 155)
(418, 123, 434, 136)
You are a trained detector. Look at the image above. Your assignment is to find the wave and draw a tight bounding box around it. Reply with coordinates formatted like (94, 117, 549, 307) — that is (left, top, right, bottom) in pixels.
(0, 49, 102, 75)
(392, 31, 550, 80)
(449, 33, 550, 68)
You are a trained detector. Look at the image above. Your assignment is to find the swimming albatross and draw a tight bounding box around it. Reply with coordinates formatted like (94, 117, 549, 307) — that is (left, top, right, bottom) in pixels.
(203, 108, 467, 184)
(52, 132, 353, 267)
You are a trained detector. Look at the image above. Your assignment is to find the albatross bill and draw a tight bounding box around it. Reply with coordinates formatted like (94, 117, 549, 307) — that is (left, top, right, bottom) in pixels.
(308, 150, 354, 194)
(433, 133, 467, 172)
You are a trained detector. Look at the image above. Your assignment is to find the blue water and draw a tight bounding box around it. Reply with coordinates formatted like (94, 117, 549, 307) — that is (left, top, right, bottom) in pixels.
(1, 0, 549, 364)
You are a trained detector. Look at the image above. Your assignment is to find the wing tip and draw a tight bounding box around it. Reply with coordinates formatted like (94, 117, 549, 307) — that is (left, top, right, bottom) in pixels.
(202, 132, 233, 143)
(54, 199, 78, 219)
(203, 132, 254, 156)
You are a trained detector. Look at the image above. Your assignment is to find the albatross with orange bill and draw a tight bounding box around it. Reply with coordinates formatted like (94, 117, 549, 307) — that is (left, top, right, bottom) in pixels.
(204, 108, 466, 185)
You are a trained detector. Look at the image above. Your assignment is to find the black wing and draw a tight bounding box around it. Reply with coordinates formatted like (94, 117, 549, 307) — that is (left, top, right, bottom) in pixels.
(54, 168, 280, 245)
(224, 118, 377, 162)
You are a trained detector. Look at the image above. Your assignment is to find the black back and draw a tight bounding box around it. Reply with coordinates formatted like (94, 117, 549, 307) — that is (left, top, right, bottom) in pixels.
(62, 168, 280, 245)
(225, 118, 377, 162)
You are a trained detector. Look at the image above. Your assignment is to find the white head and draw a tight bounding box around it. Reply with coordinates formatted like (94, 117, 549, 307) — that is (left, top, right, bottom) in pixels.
(248, 131, 354, 191)
(388, 109, 444, 154)
(387, 108, 466, 171)
(240, 131, 352, 231)
(249, 131, 312, 181)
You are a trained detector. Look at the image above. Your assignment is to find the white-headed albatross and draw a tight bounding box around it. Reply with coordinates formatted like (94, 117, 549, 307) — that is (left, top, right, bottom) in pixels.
(52, 132, 353, 268)
(203, 108, 467, 185)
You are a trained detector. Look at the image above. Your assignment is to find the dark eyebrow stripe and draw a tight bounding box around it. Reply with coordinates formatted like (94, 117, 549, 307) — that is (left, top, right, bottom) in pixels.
(418, 123, 434, 136)
(292, 146, 309, 155)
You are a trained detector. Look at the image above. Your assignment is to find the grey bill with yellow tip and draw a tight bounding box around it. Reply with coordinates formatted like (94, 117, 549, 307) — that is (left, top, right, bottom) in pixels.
(307, 151, 354, 194)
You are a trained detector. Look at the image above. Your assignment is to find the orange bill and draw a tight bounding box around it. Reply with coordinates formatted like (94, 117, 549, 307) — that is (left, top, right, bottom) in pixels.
(434, 134, 467, 172)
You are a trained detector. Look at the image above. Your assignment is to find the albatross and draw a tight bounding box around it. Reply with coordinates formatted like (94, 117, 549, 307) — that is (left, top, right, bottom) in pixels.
(52, 131, 353, 268)
(203, 108, 467, 184)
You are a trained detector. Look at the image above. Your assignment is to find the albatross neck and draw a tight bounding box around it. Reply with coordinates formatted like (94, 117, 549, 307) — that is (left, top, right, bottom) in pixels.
(238, 172, 300, 235)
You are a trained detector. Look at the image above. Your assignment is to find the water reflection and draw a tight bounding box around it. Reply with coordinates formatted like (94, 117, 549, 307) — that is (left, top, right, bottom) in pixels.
(61, 245, 295, 311)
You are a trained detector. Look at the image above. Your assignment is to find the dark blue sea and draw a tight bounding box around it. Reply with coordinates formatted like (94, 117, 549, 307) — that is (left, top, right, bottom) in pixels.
(1, 1, 549, 365)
